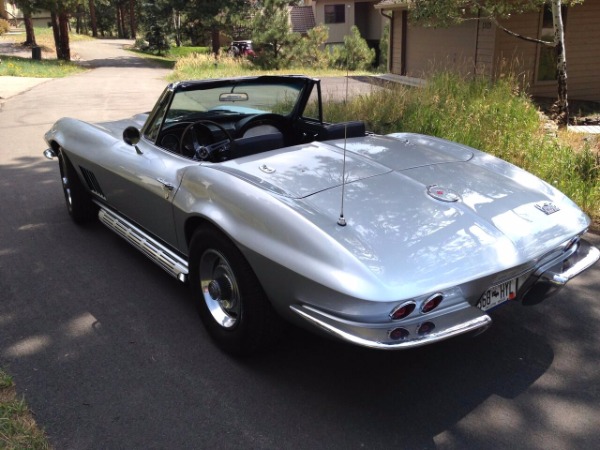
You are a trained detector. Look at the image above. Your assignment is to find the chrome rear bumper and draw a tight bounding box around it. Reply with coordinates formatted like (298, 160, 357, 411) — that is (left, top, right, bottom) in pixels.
(290, 239, 598, 350)
(290, 303, 492, 350)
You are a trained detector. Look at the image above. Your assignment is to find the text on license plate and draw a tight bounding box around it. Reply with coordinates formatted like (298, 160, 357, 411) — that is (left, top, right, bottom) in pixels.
(477, 278, 518, 311)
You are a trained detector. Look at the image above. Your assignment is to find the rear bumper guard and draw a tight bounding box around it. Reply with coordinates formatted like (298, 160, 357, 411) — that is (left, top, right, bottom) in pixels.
(522, 238, 599, 305)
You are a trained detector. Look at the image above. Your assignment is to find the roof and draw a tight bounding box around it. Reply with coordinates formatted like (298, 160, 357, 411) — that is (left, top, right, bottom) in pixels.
(374, 0, 408, 10)
(289, 5, 316, 34)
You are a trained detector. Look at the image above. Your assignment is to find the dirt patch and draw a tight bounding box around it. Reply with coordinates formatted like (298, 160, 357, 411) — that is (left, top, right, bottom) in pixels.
(533, 96, 600, 125)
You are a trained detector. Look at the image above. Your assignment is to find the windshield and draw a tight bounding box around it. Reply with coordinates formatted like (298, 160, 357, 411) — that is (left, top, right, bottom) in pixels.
(166, 81, 304, 123)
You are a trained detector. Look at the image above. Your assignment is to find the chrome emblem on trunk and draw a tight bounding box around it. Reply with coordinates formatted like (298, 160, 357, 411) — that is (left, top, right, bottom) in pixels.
(259, 164, 276, 174)
(535, 202, 560, 215)
(427, 185, 460, 202)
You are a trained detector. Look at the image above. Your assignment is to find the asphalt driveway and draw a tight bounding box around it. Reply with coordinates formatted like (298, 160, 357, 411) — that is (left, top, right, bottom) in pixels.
(1, 39, 599, 449)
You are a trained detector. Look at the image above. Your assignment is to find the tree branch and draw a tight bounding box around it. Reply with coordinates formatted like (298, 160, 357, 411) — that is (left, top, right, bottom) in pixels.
(488, 16, 554, 46)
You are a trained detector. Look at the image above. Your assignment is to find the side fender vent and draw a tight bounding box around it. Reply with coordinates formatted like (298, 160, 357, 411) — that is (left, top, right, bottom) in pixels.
(80, 166, 106, 199)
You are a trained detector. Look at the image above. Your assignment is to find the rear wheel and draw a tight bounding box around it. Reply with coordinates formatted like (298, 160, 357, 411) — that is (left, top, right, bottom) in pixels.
(57, 150, 97, 224)
(189, 227, 282, 355)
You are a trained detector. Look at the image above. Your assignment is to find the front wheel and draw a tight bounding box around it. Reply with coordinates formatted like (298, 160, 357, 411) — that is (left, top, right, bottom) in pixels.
(189, 227, 282, 355)
(57, 150, 97, 224)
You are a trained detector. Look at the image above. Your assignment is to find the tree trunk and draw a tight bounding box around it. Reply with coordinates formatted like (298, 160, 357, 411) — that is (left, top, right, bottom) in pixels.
(211, 26, 220, 55)
(75, 5, 82, 34)
(552, 0, 569, 128)
(58, 12, 71, 61)
(120, 4, 128, 39)
(116, 7, 123, 38)
(173, 11, 181, 47)
(129, 0, 136, 39)
(50, 12, 63, 60)
(23, 14, 36, 46)
(89, 0, 98, 38)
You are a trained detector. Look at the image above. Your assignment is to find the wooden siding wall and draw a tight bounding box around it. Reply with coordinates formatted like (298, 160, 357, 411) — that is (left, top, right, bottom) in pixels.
(405, 20, 478, 78)
(494, 12, 544, 91)
(561, 0, 600, 102)
(390, 11, 403, 74)
(475, 18, 496, 77)
(494, 0, 600, 102)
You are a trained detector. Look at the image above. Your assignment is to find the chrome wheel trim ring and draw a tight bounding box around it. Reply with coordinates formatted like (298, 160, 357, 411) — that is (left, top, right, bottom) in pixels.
(200, 249, 240, 329)
(62, 176, 73, 211)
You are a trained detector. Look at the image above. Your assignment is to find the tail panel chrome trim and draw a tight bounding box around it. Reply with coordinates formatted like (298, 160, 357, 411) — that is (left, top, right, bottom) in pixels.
(97, 206, 189, 282)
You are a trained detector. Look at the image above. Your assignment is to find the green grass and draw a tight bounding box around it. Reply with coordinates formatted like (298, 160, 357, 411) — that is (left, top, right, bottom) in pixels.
(0, 55, 85, 77)
(168, 46, 209, 58)
(0, 27, 89, 77)
(323, 73, 600, 227)
(126, 45, 210, 69)
(0, 369, 50, 449)
(168, 52, 374, 81)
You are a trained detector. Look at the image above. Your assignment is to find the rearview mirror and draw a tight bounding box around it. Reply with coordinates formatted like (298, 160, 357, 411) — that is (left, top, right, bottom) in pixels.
(219, 93, 248, 102)
(123, 126, 141, 146)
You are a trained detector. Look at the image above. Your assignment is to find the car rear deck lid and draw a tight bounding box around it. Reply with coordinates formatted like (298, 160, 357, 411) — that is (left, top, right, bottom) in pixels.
(214, 141, 392, 198)
(326, 133, 474, 170)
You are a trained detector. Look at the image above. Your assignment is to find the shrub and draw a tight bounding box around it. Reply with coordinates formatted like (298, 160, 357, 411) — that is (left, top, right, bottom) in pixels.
(292, 25, 330, 70)
(0, 18, 10, 35)
(133, 37, 149, 52)
(329, 26, 374, 71)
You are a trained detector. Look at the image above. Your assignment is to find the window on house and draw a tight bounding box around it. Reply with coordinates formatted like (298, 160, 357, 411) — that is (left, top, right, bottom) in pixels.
(536, 4, 567, 82)
(325, 4, 345, 24)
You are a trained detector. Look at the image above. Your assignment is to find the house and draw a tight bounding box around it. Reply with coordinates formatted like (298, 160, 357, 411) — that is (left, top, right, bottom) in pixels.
(303, 1, 385, 53)
(375, 0, 600, 102)
(1, 1, 51, 28)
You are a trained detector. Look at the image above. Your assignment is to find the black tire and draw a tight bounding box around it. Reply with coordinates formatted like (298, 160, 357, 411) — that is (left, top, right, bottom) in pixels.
(189, 227, 282, 355)
(58, 150, 97, 224)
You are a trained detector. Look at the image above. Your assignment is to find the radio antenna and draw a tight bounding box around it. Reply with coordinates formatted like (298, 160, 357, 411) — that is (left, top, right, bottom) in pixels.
(337, 123, 348, 226)
(337, 57, 350, 227)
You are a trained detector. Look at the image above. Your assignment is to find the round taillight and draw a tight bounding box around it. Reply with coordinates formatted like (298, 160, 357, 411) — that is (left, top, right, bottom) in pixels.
(421, 293, 444, 313)
(390, 301, 416, 320)
(417, 321, 436, 336)
(389, 327, 409, 341)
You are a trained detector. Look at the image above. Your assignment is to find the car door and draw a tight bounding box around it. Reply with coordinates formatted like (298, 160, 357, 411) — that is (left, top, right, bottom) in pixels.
(100, 137, 193, 249)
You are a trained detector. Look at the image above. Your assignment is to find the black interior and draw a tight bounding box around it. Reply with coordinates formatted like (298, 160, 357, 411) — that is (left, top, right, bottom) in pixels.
(156, 113, 366, 162)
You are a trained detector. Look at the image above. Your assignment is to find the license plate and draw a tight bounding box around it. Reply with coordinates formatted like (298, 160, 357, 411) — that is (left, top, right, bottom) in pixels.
(477, 278, 518, 311)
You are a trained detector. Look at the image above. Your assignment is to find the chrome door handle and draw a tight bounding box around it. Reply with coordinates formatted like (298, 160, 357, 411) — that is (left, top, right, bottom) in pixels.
(157, 178, 174, 190)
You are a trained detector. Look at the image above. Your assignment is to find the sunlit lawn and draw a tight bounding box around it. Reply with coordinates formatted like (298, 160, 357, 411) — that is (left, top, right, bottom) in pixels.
(0, 27, 88, 77)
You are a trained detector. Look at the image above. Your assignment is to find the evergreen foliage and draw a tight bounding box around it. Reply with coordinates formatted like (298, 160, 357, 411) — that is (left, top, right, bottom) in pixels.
(251, 0, 299, 69)
(330, 26, 375, 71)
(141, 0, 170, 55)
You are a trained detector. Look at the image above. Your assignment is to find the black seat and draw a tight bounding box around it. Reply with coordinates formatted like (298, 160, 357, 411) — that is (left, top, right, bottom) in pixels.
(229, 132, 285, 159)
(319, 121, 366, 140)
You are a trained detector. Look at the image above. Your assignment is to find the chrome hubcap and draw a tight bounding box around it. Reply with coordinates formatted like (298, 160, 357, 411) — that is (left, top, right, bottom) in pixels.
(200, 250, 240, 328)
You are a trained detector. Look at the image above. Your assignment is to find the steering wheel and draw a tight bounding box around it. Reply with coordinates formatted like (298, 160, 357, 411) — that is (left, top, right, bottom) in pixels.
(179, 120, 234, 162)
(236, 113, 287, 138)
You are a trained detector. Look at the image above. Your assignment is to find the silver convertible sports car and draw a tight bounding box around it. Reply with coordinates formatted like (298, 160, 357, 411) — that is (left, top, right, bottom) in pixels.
(44, 75, 599, 355)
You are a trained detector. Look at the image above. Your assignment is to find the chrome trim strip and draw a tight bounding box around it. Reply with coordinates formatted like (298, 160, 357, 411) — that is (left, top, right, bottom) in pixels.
(290, 303, 491, 350)
(389, 300, 416, 320)
(97, 206, 189, 282)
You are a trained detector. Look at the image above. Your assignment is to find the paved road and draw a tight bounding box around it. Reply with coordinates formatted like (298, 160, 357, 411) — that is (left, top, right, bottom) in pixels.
(1, 39, 599, 450)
